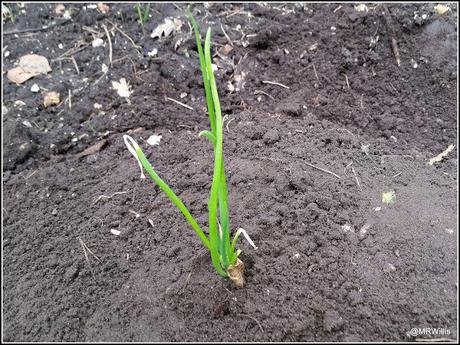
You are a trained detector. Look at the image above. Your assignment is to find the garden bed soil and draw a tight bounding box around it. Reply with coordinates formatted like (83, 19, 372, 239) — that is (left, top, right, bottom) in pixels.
(2, 3, 457, 342)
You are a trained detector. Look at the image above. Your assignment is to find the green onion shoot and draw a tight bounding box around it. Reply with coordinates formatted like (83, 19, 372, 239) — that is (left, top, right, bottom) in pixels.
(123, 10, 256, 288)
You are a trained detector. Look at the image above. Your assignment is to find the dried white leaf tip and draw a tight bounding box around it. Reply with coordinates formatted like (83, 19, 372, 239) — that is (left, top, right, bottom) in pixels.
(235, 228, 258, 250)
(151, 17, 183, 40)
(123, 135, 145, 179)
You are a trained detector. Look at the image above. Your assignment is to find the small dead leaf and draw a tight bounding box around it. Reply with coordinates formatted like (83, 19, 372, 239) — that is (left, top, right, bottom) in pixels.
(112, 78, 132, 98)
(434, 4, 450, 15)
(220, 44, 233, 56)
(8, 54, 51, 84)
(228, 71, 247, 93)
(97, 3, 110, 14)
(174, 37, 184, 51)
(76, 139, 107, 158)
(428, 144, 455, 165)
(151, 17, 183, 40)
(44, 92, 60, 107)
(7, 67, 37, 84)
(19, 54, 52, 74)
(382, 191, 396, 204)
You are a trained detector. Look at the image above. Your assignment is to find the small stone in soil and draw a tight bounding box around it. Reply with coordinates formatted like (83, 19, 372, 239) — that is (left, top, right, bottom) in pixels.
(383, 263, 396, 273)
(263, 129, 280, 144)
(323, 310, 344, 332)
(30, 84, 40, 93)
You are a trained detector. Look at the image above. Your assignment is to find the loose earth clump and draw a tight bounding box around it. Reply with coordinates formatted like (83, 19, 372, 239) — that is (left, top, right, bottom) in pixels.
(2, 3, 457, 342)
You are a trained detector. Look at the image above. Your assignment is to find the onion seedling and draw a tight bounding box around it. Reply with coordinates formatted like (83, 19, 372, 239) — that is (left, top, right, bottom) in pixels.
(135, 3, 150, 28)
(123, 11, 256, 287)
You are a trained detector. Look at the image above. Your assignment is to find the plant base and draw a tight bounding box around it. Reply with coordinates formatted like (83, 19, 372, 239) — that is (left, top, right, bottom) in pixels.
(227, 258, 245, 288)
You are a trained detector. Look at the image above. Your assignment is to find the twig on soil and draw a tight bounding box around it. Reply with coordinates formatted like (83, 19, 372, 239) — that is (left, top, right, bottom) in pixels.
(54, 56, 80, 74)
(179, 272, 192, 294)
(262, 80, 290, 89)
(305, 162, 342, 180)
(344, 162, 353, 171)
(28, 170, 38, 179)
(129, 209, 141, 218)
(3, 19, 72, 35)
(312, 63, 321, 84)
(54, 41, 90, 60)
(218, 8, 252, 18)
(106, 19, 142, 51)
(381, 154, 413, 164)
(71, 56, 80, 74)
(360, 94, 365, 109)
(78, 237, 90, 262)
(78, 237, 102, 263)
(223, 115, 235, 132)
(112, 56, 138, 80)
(334, 127, 355, 137)
(93, 71, 107, 86)
(344, 73, 350, 89)
(18, 169, 38, 180)
(102, 24, 113, 66)
(82, 25, 102, 36)
(93, 191, 128, 204)
(220, 23, 234, 47)
(392, 172, 402, 178)
(351, 165, 361, 189)
(333, 5, 342, 13)
(226, 118, 235, 133)
(68, 90, 72, 111)
(237, 314, 264, 333)
(254, 89, 275, 100)
(382, 5, 401, 66)
(166, 97, 194, 110)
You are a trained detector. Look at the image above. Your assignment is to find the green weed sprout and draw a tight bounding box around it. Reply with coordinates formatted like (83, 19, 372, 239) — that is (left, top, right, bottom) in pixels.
(123, 11, 256, 287)
(135, 3, 150, 28)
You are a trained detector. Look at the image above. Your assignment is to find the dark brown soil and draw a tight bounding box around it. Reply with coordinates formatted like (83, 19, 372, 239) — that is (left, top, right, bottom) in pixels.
(2, 3, 457, 342)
